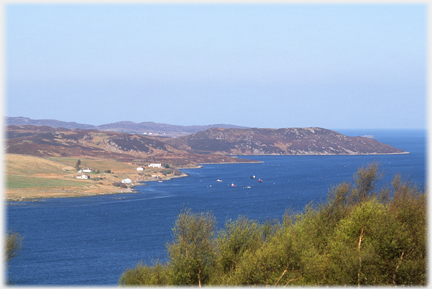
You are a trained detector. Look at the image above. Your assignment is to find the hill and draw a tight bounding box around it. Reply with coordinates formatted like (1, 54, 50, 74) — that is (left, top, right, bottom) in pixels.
(5, 125, 255, 167)
(5, 125, 407, 200)
(6, 117, 248, 137)
(166, 127, 407, 155)
(6, 126, 407, 162)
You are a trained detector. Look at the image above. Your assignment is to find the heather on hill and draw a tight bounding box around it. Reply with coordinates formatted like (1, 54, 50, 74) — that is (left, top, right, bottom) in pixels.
(120, 163, 426, 286)
(167, 127, 406, 155)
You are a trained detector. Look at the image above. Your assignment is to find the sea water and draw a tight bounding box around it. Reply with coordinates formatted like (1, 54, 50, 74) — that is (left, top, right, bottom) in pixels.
(6, 129, 426, 285)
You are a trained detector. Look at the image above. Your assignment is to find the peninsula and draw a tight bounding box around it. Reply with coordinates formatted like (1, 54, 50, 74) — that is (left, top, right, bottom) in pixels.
(5, 120, 407, 201)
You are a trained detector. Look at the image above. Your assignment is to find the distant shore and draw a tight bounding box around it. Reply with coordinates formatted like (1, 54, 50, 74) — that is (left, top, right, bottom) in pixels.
(5, 151, 407, 203)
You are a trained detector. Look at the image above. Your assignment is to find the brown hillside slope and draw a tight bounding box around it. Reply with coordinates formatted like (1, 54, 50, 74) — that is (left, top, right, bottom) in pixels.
(5, 125, 256, 166)
(166, 127, 407, 155)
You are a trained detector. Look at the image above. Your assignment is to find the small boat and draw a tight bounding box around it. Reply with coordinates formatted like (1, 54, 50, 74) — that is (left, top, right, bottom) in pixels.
(216, 179, 222, 182)
(258, 179, 263, 183)
(250, 175, 256, 179)
(246, 186, 251, 189)
(231, 183, 236, 187)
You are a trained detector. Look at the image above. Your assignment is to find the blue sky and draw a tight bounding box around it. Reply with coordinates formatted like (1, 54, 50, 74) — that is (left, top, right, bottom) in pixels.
(5, 4, 426, 129)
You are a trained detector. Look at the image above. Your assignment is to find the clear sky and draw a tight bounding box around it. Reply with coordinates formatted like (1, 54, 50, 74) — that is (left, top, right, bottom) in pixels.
(5, 3, 427, 129)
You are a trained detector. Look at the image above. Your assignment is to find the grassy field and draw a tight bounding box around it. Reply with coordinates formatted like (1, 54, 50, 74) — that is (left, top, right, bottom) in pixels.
(6, 175, 89, 189)
(48, 157, 140, 174)
(7, 154, 76, 175)
(5, 154, 183, 201)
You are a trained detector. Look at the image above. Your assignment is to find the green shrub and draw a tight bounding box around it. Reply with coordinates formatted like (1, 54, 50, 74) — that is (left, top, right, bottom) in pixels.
(119, 163, 426, 286)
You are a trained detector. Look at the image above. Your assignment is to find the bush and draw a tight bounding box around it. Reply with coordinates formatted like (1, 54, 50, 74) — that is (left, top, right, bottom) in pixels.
(167, 209, 217, 286)
(6, 230, 22, 263)
(173, 169, 183, 176)
(120, 163, 426, 286)
(5, 230, 23, 284)
(112, 182, 127, 188)
(120, 262, 170, 285)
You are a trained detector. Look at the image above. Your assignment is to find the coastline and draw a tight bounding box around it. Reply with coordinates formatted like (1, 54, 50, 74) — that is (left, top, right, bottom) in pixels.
(5, 151, 408, 203)
(5, 172, 192, 203)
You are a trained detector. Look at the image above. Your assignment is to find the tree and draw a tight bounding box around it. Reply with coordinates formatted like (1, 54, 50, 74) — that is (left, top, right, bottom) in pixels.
(166, 208, 217, 286)
(119, 163, 426, 286)
(215, 216, 262, 276)
(350, 161, 382, 205)
(75, 159, 81, 171)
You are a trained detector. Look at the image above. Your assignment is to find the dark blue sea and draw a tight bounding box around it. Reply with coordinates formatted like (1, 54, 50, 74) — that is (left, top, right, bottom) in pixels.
(6, 129, 426, 285)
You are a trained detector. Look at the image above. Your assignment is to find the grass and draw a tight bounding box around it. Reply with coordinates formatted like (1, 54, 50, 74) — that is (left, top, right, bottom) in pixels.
(5, 154, 177, 200)
(6, 154, 75, 175)
(6, 175, 89, 189)
(48, 157, 139, 174)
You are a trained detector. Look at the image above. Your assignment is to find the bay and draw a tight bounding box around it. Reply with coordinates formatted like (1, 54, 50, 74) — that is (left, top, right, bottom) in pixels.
(6, 129, 426, 285)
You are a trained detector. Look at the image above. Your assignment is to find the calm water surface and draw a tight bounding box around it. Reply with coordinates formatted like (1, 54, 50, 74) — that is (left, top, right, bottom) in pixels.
(6, 129, 426, 285)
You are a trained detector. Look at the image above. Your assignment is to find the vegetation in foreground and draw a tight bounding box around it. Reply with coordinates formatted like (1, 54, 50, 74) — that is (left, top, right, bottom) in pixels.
(5, 230, 23, 284)
(119, 163, 426, 286)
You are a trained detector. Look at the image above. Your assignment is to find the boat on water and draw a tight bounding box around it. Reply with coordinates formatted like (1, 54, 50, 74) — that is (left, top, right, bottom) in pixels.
(250, 175, 256, 179)
(216, 179, 222, 182)
(231, 183, 236, 187)
(258, 179, 263, 183)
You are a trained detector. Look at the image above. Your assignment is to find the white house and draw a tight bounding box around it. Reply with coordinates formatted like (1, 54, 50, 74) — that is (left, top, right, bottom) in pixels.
(76, 174, 90, 179)
(82, 168, 93, 173)
(148, 163, 162, 168)
(137, 167, 145, 171)
(121, 179, 132, 184)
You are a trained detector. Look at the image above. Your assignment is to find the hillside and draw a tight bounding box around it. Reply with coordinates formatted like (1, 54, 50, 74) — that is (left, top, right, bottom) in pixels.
(6, 117, 248, 137)
(6, 126, 407, 162)
(6, 125, 255, 167)
(5, 125, 407, 200)
(166, 127, 407, 155)
(5, 154, 161, 201)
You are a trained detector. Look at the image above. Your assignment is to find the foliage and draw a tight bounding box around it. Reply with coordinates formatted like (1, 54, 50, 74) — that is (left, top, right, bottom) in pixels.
(119, 261, 169, 285)
(166, 208, 217, 286)
(112, 182, 127, 188)
(119, 163, 427, 286)
(5, 230, 22, 263)
(5, 230, 23, 284)
(75, 159, 81, 170)
(173, 169, 183, 176)
(5, 231, 22, 282)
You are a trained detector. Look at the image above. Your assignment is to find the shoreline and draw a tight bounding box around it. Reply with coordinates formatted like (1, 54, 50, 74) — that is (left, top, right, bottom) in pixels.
(5, 172, 192, 203)
(5, 152, 408, 203)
